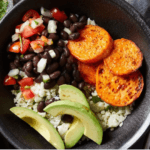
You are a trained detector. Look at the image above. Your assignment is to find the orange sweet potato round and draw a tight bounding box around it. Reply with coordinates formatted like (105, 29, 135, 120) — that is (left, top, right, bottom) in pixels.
(104, 38, 143, 75)
(67, 25, 113, 63)
(78, 61, 100, 85)
(96, 62, 144, 107)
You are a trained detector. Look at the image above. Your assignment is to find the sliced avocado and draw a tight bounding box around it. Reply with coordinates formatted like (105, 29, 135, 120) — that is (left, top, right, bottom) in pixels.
(44, 100, 103, 145)
(59, 84, 88, 148)
(59, 84, 90, 108)
(65, 117, 84, 148)
(10, 107, 65, 149)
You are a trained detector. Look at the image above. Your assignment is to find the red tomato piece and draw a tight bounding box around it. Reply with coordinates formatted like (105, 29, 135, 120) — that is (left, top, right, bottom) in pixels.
(51, 8, 67, 22)
(20, 86, 25, 92)
(9, 42, 20, 53)
(22, 89, 35, 100)
(30, 40, 45, 53)
(21, 24, 45, 38)
(4, 75, 16, 85)
(20, 38, 30, 54)
(18, 77, 34, 87)
(16, 24, 22, 30)
(22, 9, 40, 22)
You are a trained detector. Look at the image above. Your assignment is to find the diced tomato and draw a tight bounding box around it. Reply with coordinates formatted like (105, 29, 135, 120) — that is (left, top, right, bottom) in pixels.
(51, 8, 67, 22)
(33, 24, 45, 34)
(4, 75, 16, 85)
(18, 77, 34, 87)
(20, 38, 30, 54)
(21, 24, 45, 38)
(41, 35, 48, 43)
(20, 86, 25, 92)
(30, 40, 45, 53)
(9, 42, 20, 53)
(22, 89, 35, 100)
(22, 9, 40, 22)
(16, 24, 22, 30)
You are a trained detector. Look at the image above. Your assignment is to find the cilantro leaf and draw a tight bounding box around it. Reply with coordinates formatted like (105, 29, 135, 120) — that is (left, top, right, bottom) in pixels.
(91, 96, 102, 103)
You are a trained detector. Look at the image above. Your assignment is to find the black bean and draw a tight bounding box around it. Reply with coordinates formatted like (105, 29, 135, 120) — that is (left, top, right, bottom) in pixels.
(33, 56, 40, 67)
(63, 20, 71, 28)
(78, 82, 85, 90)
(28, 46, 34, 53)
(49, 71, 61, 79)
(10, 62, 16, 69)
(61, 114, 74, 123)
(73, 69, 76, 77)
(46, 62, 59, 74)
(79, 15, 87, 23)
(13, 84, 20, 90)
(15, 54, 20, 60)
(66, 63, 73, 73)
(63, 47, 70, 57)
(56, 46, 63, 53)
(41, 29, 48, 37)
(74, 22, 85, 29)
(22, 64, 26, 71)
(45, 98, 56, 106)
(41, 69, 47, 75)
(57, 22, 64, 32)
(25, 69, 33, 77)
(72, 64, 78, 70)
(70, 24, 78, 33)
(24, 54, 35, 61)
(59, 54, 67, 67)
(44, 80, 56, 89)
(67, 55, 75, 64)
(74, 70, 82, 82)
(44, 45, 54, 52)
(61, 31, 68, 40)
(37, 52, 44, 58)
(64, 72, 71, 83)
(42, 52, 52, 64)
(69, 13, 78, 23)
(33, 67, 39, 75)
(57, 76, 66, 85)
(53, 49, 60, 60)
(25, 61, 33, 72)
(35, 75, 43, 83)
(57, 40, 65, 47)
(42, 16, 50, 24)
(48, 33, 59, 41)
(37, 101, 45, 112)
(71, 80, 77, 87)
(69, 32, 80, 40)
(14, 59, 20, 67)
(30, 34, 39, 41)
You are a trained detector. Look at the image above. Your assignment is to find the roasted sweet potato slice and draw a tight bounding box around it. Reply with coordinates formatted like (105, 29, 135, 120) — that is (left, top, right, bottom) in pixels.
(67, 25, 113, 63)
(78, 61, 100, 85)
(96, 62, 144, 106)
(104, 38, 143, 75)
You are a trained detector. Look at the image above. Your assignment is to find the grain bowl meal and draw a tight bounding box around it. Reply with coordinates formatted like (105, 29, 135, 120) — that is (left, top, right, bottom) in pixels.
(4, 7, 144, 149)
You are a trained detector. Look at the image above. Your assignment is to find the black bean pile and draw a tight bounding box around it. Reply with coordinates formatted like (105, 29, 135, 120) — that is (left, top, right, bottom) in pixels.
(7, 12, 87, 92)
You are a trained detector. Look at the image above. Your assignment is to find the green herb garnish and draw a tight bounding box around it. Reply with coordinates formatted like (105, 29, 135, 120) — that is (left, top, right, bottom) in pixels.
(0, 0, 8, 20)
(19, 34, 23, 52)
(20, 54, 24, 58)
(16, 90, 20, 93)
(13, 75, 18, 79)
(34, 20, 39, 25)
(43, 79, 50, 83)
(91, 96, 102, 103)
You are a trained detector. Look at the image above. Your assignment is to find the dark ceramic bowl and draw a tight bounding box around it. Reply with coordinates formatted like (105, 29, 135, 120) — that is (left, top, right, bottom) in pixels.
(0, 0, 150, 149)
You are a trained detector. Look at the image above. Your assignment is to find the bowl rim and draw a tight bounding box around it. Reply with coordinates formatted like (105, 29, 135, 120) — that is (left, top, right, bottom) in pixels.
(0, 0, 150, 149)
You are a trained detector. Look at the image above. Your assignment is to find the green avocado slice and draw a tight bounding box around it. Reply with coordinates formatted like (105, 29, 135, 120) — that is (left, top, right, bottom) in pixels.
(44, 100, 103, 145)
(59, 84, 90, 108)
(65, 117, 84, 148)
(10, 107, 65, 149)
(59, 84, 88, 148)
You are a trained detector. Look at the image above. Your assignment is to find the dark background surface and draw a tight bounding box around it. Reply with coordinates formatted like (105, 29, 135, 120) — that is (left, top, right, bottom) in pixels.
(0, 0, 150, 149)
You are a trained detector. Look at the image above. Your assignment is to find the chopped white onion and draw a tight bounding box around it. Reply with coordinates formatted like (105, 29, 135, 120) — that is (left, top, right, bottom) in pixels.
(15, 28, 20, 34)
(8, 69, 19, 77)
(12, 33, 19, 42)
(20, 20, 30, 33)
(40, 7, 52, 17)
(47, 20, 57, 33)
(49, 50, 56, 58)
(64, 28, 72, 35)
(19, 71, 26, 78)
(37, 58, 47, 73)
(31, 18, 43, 29)
(42, 75, 50, 81)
